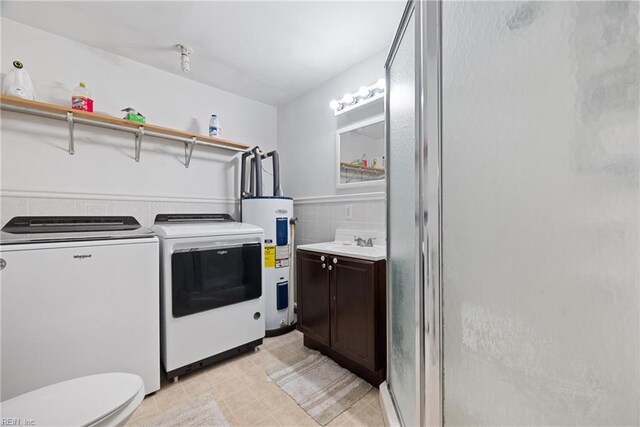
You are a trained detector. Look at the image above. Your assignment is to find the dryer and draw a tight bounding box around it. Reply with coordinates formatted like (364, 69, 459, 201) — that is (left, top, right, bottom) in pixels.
(153, 214, 265, 380)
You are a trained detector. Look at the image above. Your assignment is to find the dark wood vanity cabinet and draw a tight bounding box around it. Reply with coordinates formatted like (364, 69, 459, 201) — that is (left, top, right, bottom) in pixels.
(296, 249, 386, 386)
(296, 250, 331, 346)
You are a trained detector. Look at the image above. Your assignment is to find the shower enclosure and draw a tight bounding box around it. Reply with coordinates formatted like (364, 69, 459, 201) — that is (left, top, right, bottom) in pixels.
(383, 1, 639, 425)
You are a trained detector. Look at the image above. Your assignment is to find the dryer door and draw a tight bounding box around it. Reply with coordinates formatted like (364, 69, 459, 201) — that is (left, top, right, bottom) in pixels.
(171, 242, 262, 317)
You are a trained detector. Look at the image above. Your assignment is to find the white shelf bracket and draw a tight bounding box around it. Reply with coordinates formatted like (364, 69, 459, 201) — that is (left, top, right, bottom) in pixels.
(185, 136, 196, 168)
(134, 126, 144, 162)
(66, 112, 75, 155)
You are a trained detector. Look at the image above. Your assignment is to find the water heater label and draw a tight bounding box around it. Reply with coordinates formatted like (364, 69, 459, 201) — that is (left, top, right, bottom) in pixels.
(264, 245, 275, 268)
(275, 245, 289, 268)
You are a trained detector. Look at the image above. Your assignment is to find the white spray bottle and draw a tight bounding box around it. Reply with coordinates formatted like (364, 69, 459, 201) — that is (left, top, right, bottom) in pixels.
(2, 60, 35, 100)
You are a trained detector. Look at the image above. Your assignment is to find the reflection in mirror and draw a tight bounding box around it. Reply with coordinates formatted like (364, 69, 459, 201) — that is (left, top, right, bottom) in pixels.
(336, 115, 385, 188)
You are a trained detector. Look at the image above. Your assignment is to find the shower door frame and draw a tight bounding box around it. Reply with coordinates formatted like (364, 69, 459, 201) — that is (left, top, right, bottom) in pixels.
(419, 0, 443, 426)
(385, 0, 443, 425)
(385, 1, 422, 425)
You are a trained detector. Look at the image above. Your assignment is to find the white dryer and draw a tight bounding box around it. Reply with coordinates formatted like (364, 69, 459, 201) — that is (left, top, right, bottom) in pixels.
(0, 216, 160, 400)
(153, 214, 265, 380)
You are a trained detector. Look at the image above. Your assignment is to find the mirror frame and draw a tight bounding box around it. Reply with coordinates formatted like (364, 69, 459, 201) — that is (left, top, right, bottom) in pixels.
(335, 114, 386, 190)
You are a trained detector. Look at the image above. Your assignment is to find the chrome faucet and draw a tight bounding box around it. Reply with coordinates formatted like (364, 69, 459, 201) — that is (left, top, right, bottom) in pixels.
(354, 236, 374, 247)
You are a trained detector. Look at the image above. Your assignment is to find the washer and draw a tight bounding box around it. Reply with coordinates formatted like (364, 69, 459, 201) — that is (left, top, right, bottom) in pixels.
(152, 214, 265, 380)
(0, 216, 160, 400)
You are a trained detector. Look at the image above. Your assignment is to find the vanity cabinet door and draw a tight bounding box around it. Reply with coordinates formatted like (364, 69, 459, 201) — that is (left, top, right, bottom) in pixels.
(297, 250, 331, 346)
(329, 256, 376, 371)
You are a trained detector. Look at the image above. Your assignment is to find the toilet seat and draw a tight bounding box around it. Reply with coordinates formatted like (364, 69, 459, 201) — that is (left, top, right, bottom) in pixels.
(0, 373, 144, 426)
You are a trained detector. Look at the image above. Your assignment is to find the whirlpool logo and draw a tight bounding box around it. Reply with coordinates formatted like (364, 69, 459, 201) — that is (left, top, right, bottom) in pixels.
(73, 254, 92, 260)
(217, 250, 228, 256)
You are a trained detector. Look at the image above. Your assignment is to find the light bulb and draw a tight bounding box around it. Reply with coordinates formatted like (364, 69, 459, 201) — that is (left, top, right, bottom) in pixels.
(329, 100, 341, 110)
(357, 86, 370, 99)
(342, 94, 355, 105)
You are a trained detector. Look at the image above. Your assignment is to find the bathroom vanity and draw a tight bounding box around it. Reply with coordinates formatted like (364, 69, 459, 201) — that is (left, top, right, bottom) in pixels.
(296, 239, 386, 386)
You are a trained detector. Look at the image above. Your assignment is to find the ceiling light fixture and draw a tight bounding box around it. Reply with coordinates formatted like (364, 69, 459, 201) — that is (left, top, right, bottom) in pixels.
(175, 44, 193, 73)
(330, 78, 385, 115)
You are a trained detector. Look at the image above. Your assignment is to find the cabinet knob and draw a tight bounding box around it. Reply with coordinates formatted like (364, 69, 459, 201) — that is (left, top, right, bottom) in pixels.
(322, 263, 326, 269)
(320, 255, 326, 262)
(328, 265, 333, 271)
(333, 258, 338, 264)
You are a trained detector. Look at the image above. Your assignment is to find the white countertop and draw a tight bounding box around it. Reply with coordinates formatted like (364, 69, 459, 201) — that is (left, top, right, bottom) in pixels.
(297, 240, 386, 261)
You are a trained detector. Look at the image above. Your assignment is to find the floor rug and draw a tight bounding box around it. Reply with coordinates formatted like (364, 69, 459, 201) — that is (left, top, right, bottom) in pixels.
(134, 394, 228, 427)
(267, 349, 372, 426)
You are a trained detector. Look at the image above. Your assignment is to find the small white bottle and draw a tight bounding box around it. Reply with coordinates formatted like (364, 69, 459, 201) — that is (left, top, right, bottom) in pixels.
(209, 114, 220, 137)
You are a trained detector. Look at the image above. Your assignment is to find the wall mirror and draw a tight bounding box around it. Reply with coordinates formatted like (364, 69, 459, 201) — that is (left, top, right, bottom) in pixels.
(336, 114, 385, 189)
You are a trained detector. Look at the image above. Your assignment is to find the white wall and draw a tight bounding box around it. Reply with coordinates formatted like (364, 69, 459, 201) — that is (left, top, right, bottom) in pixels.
(0, 18, 277, 226)
(278, 49, 387, 199)
(278, 48, 388, 244)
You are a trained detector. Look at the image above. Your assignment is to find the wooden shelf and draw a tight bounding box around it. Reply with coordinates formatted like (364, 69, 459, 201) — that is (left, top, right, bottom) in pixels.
(0, 95, 250, 151)
(340, 162, 385, 174)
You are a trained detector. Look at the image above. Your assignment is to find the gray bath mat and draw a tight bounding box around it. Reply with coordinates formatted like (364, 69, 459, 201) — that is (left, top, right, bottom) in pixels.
(134, 394, 228, 427)
(267, 349, 372, 425)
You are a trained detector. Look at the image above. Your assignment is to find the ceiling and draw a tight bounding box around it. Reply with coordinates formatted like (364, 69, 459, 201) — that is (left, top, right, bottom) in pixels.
(1, 1, 404, 106)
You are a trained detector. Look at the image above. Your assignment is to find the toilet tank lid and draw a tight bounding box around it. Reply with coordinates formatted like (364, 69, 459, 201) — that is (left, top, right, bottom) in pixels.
(0, 373, 144, 426)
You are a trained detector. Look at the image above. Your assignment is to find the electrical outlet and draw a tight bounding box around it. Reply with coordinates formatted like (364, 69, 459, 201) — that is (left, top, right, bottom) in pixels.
(345, 204, 353, 219)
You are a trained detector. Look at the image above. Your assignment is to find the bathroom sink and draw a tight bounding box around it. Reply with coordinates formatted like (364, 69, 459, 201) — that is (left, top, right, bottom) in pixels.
(297, 241, 386, 261)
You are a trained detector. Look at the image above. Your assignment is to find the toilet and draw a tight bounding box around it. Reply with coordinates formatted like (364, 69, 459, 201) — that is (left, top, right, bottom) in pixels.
(0, 373, 145, 427)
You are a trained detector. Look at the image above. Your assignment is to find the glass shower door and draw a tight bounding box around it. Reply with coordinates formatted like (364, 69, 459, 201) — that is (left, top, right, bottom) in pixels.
(440, 1, 639, 424)
(386, 3, 420, 427)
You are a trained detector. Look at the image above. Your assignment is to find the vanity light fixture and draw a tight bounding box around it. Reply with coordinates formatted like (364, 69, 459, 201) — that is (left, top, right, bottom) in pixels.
(330, 78, 385, 115)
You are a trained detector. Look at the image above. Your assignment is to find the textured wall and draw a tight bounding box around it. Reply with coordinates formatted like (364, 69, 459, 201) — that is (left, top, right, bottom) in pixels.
(442, 2, 639, 424)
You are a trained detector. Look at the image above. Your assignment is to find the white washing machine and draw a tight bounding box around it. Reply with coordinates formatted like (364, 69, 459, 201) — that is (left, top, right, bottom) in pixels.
(0, 216, 160, 400)
(152, 214, 265, 380)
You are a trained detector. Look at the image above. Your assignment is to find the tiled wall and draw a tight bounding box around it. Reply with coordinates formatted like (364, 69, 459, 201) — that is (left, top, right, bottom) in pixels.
(0, 196, 238, 228)
(294, 198, 385, 246)
(1, 195, 385, 243)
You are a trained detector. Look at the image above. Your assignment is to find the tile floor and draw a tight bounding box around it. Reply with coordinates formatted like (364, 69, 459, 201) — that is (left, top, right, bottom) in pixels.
(127, 330, 384, 427)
